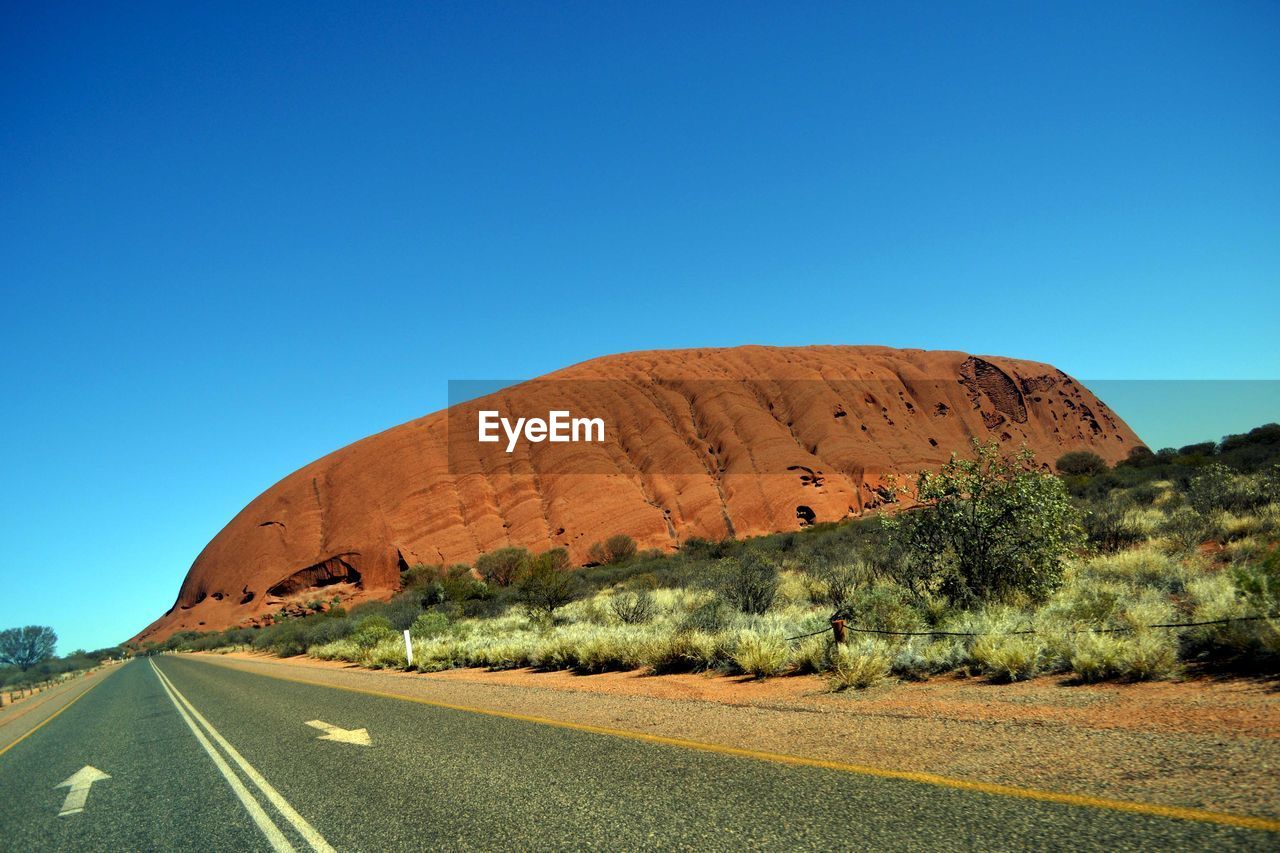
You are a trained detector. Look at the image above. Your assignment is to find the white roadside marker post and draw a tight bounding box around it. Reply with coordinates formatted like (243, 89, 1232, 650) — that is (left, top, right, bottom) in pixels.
(404, 629, 413, 667)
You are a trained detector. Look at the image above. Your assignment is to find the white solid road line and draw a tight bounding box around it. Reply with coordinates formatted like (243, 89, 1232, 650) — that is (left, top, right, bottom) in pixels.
(150, 662, 336, 852)
(55, 765, 110, 817)
(149, 659, 295, 852)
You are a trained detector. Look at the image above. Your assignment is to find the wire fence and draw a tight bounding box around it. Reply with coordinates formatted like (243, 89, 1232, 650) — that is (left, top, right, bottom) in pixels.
(785, 612, 1277, 642)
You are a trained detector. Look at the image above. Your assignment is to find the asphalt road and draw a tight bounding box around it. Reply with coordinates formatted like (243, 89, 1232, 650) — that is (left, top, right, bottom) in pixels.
(0, 656, 1273, 852)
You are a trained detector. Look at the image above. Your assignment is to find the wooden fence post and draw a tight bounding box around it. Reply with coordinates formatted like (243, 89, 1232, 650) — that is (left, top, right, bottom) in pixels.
(830, 618, 847, 644)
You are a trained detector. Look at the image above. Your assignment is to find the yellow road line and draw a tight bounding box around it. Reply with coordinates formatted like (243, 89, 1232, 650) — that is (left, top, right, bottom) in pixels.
(181, 655, 1280, 834)
(0, 671, 106, 759)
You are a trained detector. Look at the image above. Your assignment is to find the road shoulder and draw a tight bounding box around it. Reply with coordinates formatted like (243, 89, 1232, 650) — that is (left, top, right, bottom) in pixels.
(186, 651, 1279, 822)
(0, 665, 123, 757)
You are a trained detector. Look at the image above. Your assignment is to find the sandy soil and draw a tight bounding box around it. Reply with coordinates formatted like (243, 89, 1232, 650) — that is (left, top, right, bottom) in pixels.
(194, 651, 1279, 821)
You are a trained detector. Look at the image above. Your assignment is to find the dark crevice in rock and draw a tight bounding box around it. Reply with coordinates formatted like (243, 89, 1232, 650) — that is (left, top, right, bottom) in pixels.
(959, 357, 1027, 424)
(267, 554, 363, 597)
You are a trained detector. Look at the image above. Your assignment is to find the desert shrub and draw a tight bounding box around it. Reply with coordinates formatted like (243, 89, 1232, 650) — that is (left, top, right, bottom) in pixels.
(732, 631, 791, 678)
(221, 627, 257, 647)
(645, 630, 728, 673)
(400, 562, 443, 590)
(1181, 551, 1280, 664)
(711, 550, 779, 615)
(812, 560, 875, 612)
(1188, 464, 1266, 514)
(1083, 497, 1147, 553)
(475, 547, 531, 586)
(1120, 632, 1180, 680)
(1080, 546, 1190, 593)
(364, 636, 408, 668)
(792, 635, 833, 674)
(437, 565, 491, 603)
(829, 640, 892, 690)
(891, 638, 966, 681)
(888, 442, 1082, 605)
(841, 581, 922, 632)
(1129, 482, 1161, 506)
(1161, 506, 1210, 551)
(303, 617, 353, 647)
(1114, 587, 1177, 631)
(253, 621, 309, 657)
(1043, 577, 1128, 626)
(378, 593, 426, 631)
(351, 616, 396, 649)
(1233, 548, 1280, 616)
(610, 590, 655, 625)
(410, 611, 451, 640)
(1056, 451, 1108, 476)
(1066, 630, 1178, 682)
(1066, 632, 1128, 682)
(588, 534, 638, 565)
(971, 634, 1043, 682)
(516, 550, 582, 619)
(678, 597, 734, 633)
(775, 570, 819, 606)
(309, 638, 360, 662)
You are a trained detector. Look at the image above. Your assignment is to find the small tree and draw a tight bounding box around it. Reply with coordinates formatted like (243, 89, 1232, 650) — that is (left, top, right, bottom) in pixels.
(587, 534, 637, 565)
(712, 550, 779, 615)
(1083, 496, 1145, 553)
(1055, 450, 1108, 476)
(891, 441, 1082, 605)
(610, 590, 656, 624)
(1188, 463, 1263, 514)
(516, 549, 581, 619)
(0, 626, 57, 670)
(475, 547, 530, 586)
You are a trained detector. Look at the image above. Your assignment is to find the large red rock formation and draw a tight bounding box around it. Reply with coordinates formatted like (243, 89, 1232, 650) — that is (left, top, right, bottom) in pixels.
(134, 346, 1140, 642)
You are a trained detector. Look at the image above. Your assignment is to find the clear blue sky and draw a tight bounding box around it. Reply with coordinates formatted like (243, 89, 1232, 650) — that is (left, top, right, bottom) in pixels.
(2, 2, 1277, 654)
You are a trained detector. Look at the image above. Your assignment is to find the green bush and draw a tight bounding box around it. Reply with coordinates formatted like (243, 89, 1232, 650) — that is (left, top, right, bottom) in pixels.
(1084, 496, 1146, 553)
(410, 611, 451, 640)
(889, 442, 1082, 605)
(516, 550, 582, 618)
(588, 534, 638, 565)
(1188, 464, 1266, 514)
(732, 631, 791, 678)
(475, 547, 531, 586)
(1056, 451, 1108, 476)
(678, 597, 734, 633)
(971, 634, 1043, 682)
(1162, 506, 1210, 550)
(842, 581, 922, 632)
(829, 640, 892, 690)
(253, 621, 308, 656)
(303, 617, 352, 647)
(891, 638, 966, 681)
(792, 635, 833, 674)
(351, 616, 396, 649)
(610, 590, 656, 625)
(711, 550, 779, 615)
(1066, 631, 1178, 682)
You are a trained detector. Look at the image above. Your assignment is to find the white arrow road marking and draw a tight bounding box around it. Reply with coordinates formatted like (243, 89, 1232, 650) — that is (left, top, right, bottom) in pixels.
(56, 765, 110, 816)
(305, 720, 371, 746)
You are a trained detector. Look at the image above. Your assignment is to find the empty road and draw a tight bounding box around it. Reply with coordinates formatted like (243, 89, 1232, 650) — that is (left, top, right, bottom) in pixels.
(0, 656, 1274, 851)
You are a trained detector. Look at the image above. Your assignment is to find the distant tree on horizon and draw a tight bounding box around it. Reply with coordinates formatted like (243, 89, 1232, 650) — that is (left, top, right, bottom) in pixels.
(0, 625, 58, 670)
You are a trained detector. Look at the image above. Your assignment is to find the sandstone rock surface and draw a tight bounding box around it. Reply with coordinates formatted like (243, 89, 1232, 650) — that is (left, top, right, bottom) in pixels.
(134, 346, 1141, 642)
